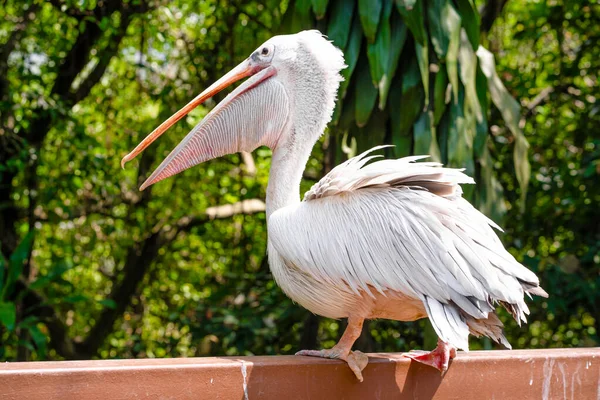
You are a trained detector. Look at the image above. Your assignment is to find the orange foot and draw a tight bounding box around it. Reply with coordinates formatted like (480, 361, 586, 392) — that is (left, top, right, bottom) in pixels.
(404, 339, 457, 372)
(296, 348, 369, 382)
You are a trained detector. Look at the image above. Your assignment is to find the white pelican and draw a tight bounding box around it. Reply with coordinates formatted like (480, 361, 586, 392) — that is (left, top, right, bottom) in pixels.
(122, 30, 547, 381)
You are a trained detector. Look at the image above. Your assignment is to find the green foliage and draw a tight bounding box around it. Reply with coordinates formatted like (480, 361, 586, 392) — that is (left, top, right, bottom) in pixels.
(0, 0, 597, 363)
(284, 0, 532, 211)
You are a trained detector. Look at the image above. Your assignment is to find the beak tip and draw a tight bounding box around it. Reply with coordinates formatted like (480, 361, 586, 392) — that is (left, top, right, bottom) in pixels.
(121, 153, 133, 169)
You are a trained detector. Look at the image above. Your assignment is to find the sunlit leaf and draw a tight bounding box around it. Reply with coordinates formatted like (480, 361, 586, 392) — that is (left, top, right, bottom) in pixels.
(394, 0, 426, 45)
(477, 46, 530, 208)
(428, 0, 461, 59)
(458, 30, 482, 121)
(455, 0, 479, 50)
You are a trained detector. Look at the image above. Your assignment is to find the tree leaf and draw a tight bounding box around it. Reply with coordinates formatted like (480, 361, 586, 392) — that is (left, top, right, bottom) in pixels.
(395, 0, 426, 45)
(388, 75, 412, 157)
(287, 0, 314, 32)
(378, 12, 407, 109)
(339, 15, 363, 100)
(311, 0, 329, 19)
(400, 58, 424, 133)
(327, 0, 355, 49)
(0, 254, 5, 298)
(0, 302, 16, 331)
(98, 299, 117, 309)
(478, 144, 506, 223)
(477, 46, 530, 208)
(448, 90, 475, 198)
(413, 111, 441, 161)
(433, 68, 448, 125)
(473, 61, 489, 158)
(358, 0, 383, 43)
(415, 40, 429, 106)
(445, 4, 461, 102)
(63, 294, 89, 304)
(367, 0, 392, 86)
(456, 0, 480, 50)
(458, 29, 482, 121)
(3, 231, 35, 300)
(355, 57, 378, 127)
(428, 0, 461, 59)
(29, 324, 48, 358)
(29, 260, 74, 290)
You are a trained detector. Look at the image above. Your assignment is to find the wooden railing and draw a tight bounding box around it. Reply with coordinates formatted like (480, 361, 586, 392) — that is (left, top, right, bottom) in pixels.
(1, 348, 598, 399)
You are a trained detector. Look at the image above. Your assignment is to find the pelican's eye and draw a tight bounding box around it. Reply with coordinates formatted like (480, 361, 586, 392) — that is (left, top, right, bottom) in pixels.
(261, 47, 270, 56)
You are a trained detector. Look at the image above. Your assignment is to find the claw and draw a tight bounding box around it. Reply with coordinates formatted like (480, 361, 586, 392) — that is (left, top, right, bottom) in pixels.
(403, 339, 457, 373)
(296, 348, 369, 381)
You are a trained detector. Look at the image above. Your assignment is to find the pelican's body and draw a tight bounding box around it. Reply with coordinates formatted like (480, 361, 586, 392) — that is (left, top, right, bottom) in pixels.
(122, 30, 547, 381)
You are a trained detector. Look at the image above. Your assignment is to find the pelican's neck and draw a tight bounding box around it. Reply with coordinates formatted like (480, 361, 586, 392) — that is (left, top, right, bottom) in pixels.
(266, 133, 316, 218)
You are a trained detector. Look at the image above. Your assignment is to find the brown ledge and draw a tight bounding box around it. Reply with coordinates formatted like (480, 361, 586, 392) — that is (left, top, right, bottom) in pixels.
(0, 348, 598, 399)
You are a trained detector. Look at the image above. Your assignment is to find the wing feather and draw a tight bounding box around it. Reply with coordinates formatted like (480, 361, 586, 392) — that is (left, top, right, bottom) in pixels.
(269, 148, 546, 350)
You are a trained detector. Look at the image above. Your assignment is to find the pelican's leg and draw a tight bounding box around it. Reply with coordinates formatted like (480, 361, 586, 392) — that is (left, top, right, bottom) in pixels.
(295, 316, 368, 381)
(403, 338, 457, 372)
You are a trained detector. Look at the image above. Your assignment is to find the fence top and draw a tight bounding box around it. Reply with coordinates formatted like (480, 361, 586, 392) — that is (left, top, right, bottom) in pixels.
(1, 348, 599, 400)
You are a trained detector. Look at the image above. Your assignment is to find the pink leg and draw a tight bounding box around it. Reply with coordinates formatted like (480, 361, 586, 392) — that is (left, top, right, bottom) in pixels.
(403, 339, 457, 373)
(296, 316, 369, 381)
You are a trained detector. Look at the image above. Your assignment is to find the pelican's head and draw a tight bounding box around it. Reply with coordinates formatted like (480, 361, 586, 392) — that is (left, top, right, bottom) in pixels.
(122, 30, 345, 190)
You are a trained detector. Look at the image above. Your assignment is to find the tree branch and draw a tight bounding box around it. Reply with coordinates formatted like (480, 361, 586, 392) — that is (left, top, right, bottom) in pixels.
(177, 199, 266, 233)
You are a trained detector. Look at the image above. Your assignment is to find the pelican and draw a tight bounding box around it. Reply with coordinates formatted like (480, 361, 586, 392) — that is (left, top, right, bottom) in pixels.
(122, 30, 547, 381)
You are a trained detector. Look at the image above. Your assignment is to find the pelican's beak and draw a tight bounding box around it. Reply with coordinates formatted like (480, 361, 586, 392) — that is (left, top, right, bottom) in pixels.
(121, 58, 284, 190)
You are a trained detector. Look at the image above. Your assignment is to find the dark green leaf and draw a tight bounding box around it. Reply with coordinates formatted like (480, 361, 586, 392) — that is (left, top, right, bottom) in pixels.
(29, 324, 48, 358)
(478, 145, 506, 223)
(358, 0, 383, 43)
(447, 90, 475, 200)
(339, 15, 363, 100)
(98, 299, 117, 309)
(3, 231, 35, 299)
(327, 0, 355, 49)
(433, 68, 449, 125)
(63, 294, 89, 304)
(395, 0, 426, 44)
(0, 254, 5, 297)
(413, 111, 441, 161)
(367, 0, 393, 92)
(311, 0, 329, 19)
(456, 0, 480, 50)
(287, 0, 314, 32)
(397, 58, 424, 137)
(415, 41, 429, 106)
(355, 57, 378, 127)
(0, 302, 16, 331)
(29, 260, 74, 290)
(378, 12, 407, 109)
(474, 66, 489, 158)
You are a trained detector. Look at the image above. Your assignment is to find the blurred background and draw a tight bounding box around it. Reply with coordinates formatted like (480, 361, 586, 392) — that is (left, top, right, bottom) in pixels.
(0, 0, 598, 361)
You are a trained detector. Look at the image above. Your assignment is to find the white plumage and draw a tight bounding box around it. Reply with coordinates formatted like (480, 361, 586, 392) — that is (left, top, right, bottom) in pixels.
(123, 30, 547, 381)
(269, 145, 544, 353)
